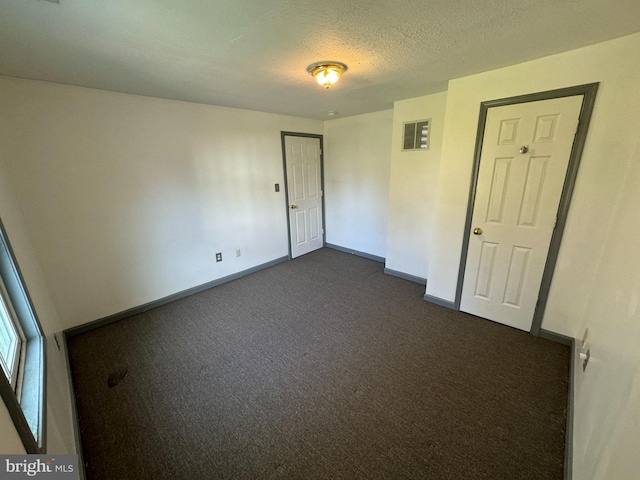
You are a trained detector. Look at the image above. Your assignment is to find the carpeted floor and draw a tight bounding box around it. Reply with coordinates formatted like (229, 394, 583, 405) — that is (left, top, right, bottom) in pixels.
(67, 248, 570, 479)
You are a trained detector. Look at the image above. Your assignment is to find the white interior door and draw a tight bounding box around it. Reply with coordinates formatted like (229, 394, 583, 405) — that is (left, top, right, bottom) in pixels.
(284, 135, 324, 258)
(460, 95, 583, 331)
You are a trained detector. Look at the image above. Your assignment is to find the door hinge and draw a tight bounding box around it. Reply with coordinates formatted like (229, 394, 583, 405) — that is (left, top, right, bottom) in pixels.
(574, 120, 580, 136)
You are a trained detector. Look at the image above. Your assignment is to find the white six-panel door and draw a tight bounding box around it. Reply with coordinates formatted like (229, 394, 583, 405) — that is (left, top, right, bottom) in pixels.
(284, 135, 323, 258)
(460, 95, 583, 331)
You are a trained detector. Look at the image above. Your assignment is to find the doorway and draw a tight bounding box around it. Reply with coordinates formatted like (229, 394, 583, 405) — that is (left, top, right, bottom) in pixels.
(456, 84, 598, 334)
(281, 133, 325, 258)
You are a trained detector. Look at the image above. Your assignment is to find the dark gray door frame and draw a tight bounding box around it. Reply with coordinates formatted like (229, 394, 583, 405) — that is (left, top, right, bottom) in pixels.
(455, 83, 599, 336)
(280, 132, 325, 259)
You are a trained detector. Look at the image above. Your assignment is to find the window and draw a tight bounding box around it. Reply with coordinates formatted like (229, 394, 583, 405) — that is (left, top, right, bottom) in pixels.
(402, 119, 430, 151)
(0, 219, 45, 453)
(0, 279, 25, 390)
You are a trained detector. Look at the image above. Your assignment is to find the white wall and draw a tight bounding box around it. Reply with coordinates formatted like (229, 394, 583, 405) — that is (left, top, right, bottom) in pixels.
(0, 401, 24, 454)
(45, 335, 76, 454)
(570, 140, 640, 479)
(0, 150, 75, 454)
(0, 76, 322, 330)
(385, 92, 447, 280)
(424, 32, 640, 480)
(324, 110, 392, 258)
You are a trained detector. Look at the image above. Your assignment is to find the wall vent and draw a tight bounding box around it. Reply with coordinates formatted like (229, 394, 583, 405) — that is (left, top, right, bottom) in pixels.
(402, 119, 430, 151)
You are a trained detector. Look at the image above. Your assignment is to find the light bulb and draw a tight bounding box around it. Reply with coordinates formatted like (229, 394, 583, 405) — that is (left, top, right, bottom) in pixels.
(307, 62, 348, 89)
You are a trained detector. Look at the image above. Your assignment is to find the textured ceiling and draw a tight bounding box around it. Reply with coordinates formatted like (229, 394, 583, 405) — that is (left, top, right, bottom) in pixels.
(1, 0, 640, 120)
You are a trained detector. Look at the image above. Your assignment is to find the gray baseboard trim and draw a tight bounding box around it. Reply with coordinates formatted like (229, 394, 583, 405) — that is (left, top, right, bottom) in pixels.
(565, 336, 576, 480)
(383, 268, 427, 286)
(539, 329, 575, 479)
(422, 294, 457, 310)
(539, 329, 574, 346)
(64, 256, 289, 338)
(61, 333, 86, 480)
(325, 243, 385, 263)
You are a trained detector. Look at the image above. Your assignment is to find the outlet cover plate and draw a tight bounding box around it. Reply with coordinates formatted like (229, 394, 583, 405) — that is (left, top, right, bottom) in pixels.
(582, 348, 590, 371)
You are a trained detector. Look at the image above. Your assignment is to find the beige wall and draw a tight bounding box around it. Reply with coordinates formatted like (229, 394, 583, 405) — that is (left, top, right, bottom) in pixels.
(426, 33, 640, 329)
(570, 145, 640, 479)
(385, 92, 447, 279)
(0, 77, 323, 330)
(424, 32, 640, 479)
(0, 147, 75, 454)
(324, 110, 393, 258)
(0, 400, 25, 454)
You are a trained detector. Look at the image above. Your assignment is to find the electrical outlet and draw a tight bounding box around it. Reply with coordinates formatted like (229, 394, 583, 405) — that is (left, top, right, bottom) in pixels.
(236, 249, 241, 257)
(581, 348, 591, 371)
(216, 252, 222, 262)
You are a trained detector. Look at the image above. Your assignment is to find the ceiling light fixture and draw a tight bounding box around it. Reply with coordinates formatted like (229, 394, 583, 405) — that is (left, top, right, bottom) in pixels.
(306, 61, 348, 89)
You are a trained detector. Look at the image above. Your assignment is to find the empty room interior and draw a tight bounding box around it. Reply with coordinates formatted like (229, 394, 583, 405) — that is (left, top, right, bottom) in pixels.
(1, 1, 639, 479)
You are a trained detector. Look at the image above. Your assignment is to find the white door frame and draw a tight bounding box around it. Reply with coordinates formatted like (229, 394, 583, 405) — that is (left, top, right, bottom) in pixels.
(455, 83, 599, 336)
(281, 132, 325, 259)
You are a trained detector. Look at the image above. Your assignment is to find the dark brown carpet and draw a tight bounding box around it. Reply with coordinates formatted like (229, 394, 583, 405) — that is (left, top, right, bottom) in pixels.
(67, 248, 570, 480)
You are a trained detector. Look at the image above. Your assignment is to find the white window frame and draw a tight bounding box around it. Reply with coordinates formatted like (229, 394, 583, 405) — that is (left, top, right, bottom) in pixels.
(0, 276, 26, 392)
(0, 219, 45, 453)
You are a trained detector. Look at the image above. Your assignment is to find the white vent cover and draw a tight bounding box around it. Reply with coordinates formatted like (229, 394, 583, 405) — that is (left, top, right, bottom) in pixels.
(402, 119, 430, 151)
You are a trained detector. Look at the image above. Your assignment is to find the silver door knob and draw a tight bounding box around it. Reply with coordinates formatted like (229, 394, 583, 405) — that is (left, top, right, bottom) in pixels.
(290, 204, 298, 209)
(519, 146, 529, 154)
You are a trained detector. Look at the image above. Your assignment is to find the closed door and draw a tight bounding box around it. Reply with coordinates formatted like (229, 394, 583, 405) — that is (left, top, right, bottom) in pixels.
(284, 135, 324, 258)
(460, 95, 583, 331)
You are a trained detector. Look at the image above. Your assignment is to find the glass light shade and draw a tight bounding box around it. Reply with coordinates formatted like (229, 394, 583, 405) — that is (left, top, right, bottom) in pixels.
(307, 62, 348, 89)
(315, 67, 340, 88)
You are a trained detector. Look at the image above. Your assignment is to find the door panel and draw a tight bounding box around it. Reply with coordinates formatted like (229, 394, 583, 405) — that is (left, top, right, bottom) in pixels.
(460, 95, 583, 331)
(486, 157, 511, 223)
(295, 210, 307, 243)
(474, 242, 498, 299)
(285, 135, 324, 258)
(293, 164, 305, 200)
(518, 156, 549, 226)
(502, 246, 530, 307)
